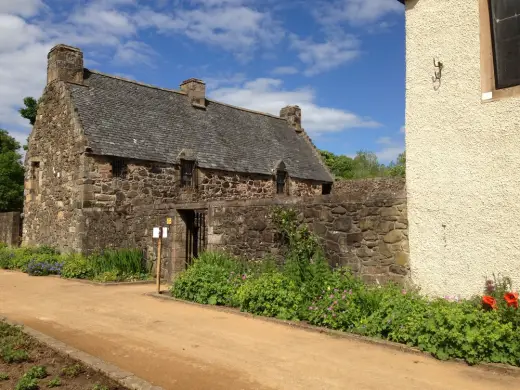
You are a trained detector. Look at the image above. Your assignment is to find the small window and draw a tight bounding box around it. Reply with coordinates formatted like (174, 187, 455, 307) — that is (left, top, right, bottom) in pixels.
(181, 159, 196, 188)
(111, 159, 127, 178)
(489, 0, 520, 89)
(322, 183, 332, 195)
(276, 170, 287, 194)
(31, 161, 40, 196)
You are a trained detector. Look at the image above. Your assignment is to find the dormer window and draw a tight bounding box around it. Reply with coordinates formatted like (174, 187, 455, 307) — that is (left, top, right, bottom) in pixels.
(322, 183, 332, 195)
(181, 159, 196, 188)
(276, 170, 287, 194)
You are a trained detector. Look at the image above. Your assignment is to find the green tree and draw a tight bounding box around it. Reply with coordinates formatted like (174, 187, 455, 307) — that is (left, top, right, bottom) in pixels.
(0, 130, 24, 211)
(387, 152, 406, 177)
(19, 97, 39, 126)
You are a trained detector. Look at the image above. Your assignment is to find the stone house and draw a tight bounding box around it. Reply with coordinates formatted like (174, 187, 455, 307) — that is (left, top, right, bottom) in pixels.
(403, 0, 520, 297)
(24, 44, 333, 277)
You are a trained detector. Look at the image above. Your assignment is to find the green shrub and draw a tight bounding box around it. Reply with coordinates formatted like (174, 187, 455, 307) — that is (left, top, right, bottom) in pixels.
(91, 248, 146, 276)
(61, 254, 94, 279)
(92, 385, 109, 390)
(47, 378, 61, 388)
(60, 364, 83, 378)
(26, 366, 48, 380)
(0, 322, 30, 363)
(171, 257, 240, 306)
(15, 376, 38, 390)
(0, 373, 9, 380)
(237, 272, 303, 320)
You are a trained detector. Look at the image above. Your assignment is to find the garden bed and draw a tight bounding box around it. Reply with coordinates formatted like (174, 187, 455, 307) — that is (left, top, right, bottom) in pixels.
(0, 320, 125, 390)
(0, 246, 152, 284)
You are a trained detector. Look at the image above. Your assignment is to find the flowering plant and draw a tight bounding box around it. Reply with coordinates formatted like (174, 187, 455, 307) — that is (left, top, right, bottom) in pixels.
(504, 292, 519, 308)
(482, 295, 497, 310)
(26, 259, 64, 276)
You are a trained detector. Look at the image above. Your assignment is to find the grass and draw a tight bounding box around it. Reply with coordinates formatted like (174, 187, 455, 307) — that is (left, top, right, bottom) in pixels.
(60, 363, 83, 378)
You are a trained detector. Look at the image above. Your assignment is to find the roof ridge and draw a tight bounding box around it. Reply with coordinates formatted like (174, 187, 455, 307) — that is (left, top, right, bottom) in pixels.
(86, 69, 187, 96)
(87, 69, 286, 121)
(205, 98, 285, 120)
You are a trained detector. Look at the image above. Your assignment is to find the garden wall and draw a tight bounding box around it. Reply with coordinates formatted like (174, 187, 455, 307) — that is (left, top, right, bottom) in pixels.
(0, 212, 22, 247)
(207, 178, 408, 284)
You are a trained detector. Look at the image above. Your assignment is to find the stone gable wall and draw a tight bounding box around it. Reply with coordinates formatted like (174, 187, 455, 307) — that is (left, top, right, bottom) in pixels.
(208, 178, 408, 284)
(0, 212, 22, 247)
(23, 81, 86, 252)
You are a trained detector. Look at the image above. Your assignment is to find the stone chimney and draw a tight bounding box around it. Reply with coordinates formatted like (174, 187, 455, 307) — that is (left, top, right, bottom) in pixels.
(47, 44, 84, 85)
(180, 78, 206, 109)
(280, 105, 303, 133)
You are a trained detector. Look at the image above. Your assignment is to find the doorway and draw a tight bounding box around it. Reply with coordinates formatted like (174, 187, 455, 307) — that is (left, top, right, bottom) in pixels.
(180, 209, 207, 267)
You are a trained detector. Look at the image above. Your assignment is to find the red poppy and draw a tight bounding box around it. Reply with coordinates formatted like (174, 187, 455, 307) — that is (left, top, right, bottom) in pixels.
(482, 295, 497, 310)
(504, 292, 519, 308)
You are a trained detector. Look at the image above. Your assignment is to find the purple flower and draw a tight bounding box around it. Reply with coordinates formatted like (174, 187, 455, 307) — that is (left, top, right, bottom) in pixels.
(342, 295, 346, 300)
(242, 274, 247, 280)
(327, 307, 332, 311)
(349, 289, 353, 295)
(329, 294, 334, 298)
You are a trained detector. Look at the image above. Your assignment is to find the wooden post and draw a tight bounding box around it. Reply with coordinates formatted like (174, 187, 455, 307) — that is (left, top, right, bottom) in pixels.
(171, 213, 176, 276)
(156, 227, 162, 294)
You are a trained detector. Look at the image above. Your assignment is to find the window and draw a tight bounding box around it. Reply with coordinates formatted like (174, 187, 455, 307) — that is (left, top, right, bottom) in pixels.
(480, 0, 520, 99)
(181, 159, 196, 188)
(322, 183, 332, 195)
(31, 161, 40, 196)
(111, 159, 127, 178)
(276, 170, 287, 194)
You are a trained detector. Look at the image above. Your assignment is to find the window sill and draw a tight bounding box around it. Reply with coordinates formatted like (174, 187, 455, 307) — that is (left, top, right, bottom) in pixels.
(481, 85, 520, 103)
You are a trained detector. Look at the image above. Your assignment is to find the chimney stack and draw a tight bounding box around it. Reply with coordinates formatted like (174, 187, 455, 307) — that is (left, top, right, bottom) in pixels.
(280, 105, 303, 133)
(180, 78, 206, 109)
(47, 44, 84, 85)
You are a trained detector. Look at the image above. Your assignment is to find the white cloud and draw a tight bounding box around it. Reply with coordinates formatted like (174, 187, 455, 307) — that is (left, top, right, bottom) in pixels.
(209, 78, 379, 135)
(271, 66, 298, 75)
(376, 146, 405, 163)
(376, 136, 392, 145)
(374, 129, 405, 163)
(290, 34, 359, 75)
(0, 0, 44, 17)
(316, 0, 403, 26)
(113, 41, 156, 66)
(135, 2, 284, 58)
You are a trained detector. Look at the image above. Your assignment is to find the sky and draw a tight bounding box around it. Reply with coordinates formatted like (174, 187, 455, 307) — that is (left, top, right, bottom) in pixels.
(0, 0, 405, 163)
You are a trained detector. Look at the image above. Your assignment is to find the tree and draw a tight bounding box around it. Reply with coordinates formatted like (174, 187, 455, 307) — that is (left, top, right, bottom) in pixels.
(320, 149, 406, 180)
(19, 97, 39, 125)
(387, 152, 406, 178)
(0, 130, 24, 212)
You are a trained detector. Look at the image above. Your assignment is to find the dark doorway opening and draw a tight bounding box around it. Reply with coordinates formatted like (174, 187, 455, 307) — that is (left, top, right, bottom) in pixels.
(181, 209, 207, 267)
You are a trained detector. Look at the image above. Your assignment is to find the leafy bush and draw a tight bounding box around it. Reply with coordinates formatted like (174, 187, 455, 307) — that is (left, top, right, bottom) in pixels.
(60, 254, 94, 279)
(0, 246, 59, 272)
(237, 272, 303, 320)
(90, 248, 146, 276)
(26, 366, 48, 379)
(0, 373, 9, 380)
(47, 378, 61, 388)
(15, 376, 38, 390)
(26, 256, 64, 276)
(171, 256, 240, 306)
(0, 322, 30, 363)
(60, 364, 83, 378)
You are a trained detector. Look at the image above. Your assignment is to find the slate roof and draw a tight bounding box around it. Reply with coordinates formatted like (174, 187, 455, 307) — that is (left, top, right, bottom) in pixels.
(68, 70, 333, 182)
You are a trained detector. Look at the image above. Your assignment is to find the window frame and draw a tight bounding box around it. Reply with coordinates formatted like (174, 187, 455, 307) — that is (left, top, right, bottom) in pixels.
(480, 0, 520, 101)
(322, 183, 332, 195)
(180, 159, 197, 189)
(111, 159, 127, 179)
(276, 169, 287, 195)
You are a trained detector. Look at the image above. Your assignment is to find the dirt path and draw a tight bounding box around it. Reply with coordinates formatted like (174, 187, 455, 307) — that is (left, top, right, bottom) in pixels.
(0, 271, 517, 390)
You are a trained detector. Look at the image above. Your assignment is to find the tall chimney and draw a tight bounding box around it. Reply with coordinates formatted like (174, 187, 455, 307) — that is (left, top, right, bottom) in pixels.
(47, 44, 84, 85)
(280, 105, 303, 133)
(180, 78, 206, 109)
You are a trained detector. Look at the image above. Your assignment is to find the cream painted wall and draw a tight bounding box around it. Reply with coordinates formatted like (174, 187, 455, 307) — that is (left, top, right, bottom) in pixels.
(406, 0, 520, 297)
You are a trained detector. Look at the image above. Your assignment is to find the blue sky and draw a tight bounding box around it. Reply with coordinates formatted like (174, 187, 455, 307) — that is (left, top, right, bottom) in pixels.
(0, 0, 405, 163)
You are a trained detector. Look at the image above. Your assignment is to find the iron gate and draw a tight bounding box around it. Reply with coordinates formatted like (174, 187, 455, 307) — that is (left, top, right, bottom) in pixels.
(186, 210, 207, 266)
